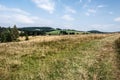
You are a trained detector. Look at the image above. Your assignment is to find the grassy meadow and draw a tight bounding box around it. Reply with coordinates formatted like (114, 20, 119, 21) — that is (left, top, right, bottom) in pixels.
(0, 34, 120, 80)
(46, 30, 81, 35)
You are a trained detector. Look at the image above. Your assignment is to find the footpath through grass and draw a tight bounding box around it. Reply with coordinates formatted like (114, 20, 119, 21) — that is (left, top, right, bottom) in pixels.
(0, 34, 120, 80)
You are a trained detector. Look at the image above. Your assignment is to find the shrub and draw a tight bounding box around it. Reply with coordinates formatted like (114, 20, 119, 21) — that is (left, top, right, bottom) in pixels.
(60, 30, 68, 35)
(1, 28, 13, 42)
(0, 25, 19, 43)
(25, 34, 29, 41)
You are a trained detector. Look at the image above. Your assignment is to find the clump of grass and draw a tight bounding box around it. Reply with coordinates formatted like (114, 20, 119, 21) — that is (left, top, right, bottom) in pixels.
(8, 60, 22, 71)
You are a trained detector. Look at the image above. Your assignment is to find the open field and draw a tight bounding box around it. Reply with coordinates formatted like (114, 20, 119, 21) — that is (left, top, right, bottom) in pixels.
(0, 34, 120, 80)
(46, 30, 81, 35)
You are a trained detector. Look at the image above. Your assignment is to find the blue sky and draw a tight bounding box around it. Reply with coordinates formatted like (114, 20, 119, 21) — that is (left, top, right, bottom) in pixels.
(0, 0, 120, 31)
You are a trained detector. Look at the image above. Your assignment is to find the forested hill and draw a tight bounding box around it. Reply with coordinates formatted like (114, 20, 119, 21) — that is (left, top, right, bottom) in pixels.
(18, 27, 108, 34)
(18, 27, 55, 32)
(18, 27, 82, 35)
(88, 30, 104, 33)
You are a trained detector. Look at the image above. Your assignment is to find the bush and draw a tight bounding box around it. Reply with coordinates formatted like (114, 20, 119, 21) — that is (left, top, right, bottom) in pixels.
(60, 30, 68, 35)
(1, 29, 13, 42)
(0, 25, 19, 43)
(25, 34, 29, 41)
(69, 32, 75, 35)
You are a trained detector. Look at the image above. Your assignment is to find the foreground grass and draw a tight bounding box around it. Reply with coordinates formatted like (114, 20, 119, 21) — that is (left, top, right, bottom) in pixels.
(0, 34, 120, 80)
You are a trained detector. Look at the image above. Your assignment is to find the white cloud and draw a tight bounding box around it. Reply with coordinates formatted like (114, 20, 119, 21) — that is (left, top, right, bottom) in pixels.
(13, 14, 37, 24)
(114, 17, 120, 22)
(0, 4, 41, 25)
(0, 4, 54, 27)
(65, 6, 76, 14)
(85, 9, 96, 16)
(97, 5, 105, 8)
(0, 13, 52, 27)
(85, 4, 106, 16)
(91, 24, 103, 28)
(0, 14, 38, 24)
(0, 4, 30, 15)
(109, 12, 113, 15)
(62, 14, 74, 21)
(88, 9, 96, 13)
(32, 0, 55, 14)
(88, 0, 92, 3)
(85, 12, 90, 16)
(89, 24, 120, 32)
(83, 4, 88, 8)
(90, 24, 114, 29)
(80, 0, 82, 3)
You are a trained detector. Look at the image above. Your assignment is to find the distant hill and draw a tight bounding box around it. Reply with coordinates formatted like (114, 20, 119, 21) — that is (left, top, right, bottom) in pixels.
(47, 29, 82, 35)
(18, 27, 83, 35)
(18, 27, 115, 35)
(18, 27, 55, 32)
(87, 30, 104, 33)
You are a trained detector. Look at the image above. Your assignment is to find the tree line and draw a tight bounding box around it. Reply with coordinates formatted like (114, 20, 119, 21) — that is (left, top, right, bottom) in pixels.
(0, 25, 78, 43)
(0, 25, 20, 42)
(0, 25, 31, 43)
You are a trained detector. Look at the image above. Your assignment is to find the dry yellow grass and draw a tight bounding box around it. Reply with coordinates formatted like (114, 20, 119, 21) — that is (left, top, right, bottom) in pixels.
(0, 34, 120, 80)
(0, 34, 109, 56)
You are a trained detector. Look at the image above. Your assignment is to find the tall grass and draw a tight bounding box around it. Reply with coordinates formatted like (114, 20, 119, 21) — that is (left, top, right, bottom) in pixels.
(115, 37, 120, 53)
(114, 37, 120, 79)
(0, 34, 117, 80)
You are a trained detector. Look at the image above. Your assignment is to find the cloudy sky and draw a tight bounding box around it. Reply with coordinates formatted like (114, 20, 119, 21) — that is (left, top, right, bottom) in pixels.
(0, 0, 120, 31)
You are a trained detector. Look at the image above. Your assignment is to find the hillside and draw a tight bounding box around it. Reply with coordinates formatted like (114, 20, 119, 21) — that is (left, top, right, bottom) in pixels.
(18, 27, 82, 35)
(18, 27, 55, 32)
(46, 30, 82, 35)
(0, 34, 120, 80)
(88, 30, 104, 33)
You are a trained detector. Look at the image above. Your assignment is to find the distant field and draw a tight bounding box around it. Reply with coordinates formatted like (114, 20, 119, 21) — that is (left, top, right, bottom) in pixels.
(0, 34, 120, 80)
(46, 30, 82, 35)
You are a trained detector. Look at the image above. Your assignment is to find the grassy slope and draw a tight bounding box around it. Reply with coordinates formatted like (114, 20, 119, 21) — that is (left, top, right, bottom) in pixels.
(46, 30, 61, 35)
(46, 30, 81, 35)
(0, 34, 120, 80)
